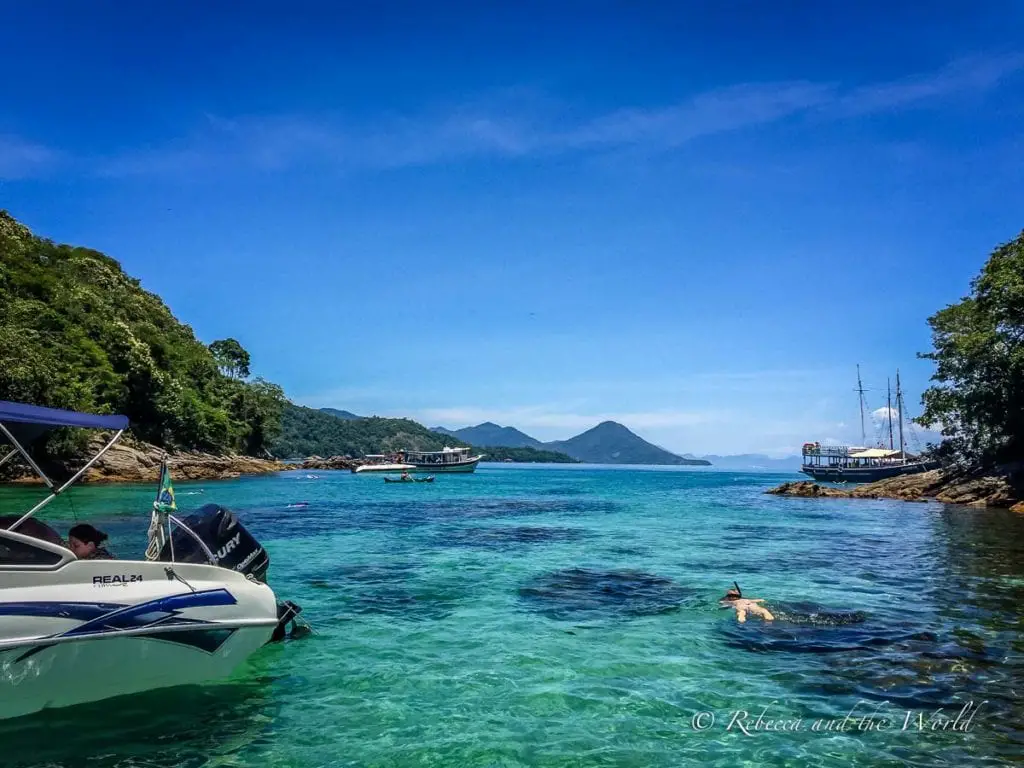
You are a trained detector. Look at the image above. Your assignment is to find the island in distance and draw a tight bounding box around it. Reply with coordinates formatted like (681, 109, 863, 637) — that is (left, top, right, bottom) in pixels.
(432, 420, 711, 466)
(280, 407, 803, 468)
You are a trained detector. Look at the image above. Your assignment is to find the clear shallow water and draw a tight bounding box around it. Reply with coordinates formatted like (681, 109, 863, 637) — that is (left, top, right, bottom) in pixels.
(1, 464, 1023, 767)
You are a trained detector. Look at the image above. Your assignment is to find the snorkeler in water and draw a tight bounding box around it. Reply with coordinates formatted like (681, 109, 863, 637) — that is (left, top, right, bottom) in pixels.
(720, 582, 774, 623)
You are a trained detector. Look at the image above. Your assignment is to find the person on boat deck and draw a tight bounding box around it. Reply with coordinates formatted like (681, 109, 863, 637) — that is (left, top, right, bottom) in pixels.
(67, 523, 114, 560)
(720, 583, 774, 623)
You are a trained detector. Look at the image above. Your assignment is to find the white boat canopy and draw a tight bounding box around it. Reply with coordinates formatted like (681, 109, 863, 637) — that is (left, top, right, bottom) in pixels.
(848, 448, 901, 459)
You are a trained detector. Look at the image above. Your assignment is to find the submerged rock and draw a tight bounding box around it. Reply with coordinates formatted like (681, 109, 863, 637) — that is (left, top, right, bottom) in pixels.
(437, 525, 588, 550)
(518, 567, 693, 621)
(765, 481, 851, 499)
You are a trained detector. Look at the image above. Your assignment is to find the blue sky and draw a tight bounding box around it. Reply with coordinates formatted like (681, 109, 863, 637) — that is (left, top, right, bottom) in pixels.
(2, 2, 1022, 456)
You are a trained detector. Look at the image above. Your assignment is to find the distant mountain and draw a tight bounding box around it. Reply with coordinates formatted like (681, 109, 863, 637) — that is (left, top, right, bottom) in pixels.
(699, 454, 803, 471)
(438, 422, 544, 449)
(545, 421, 710, 465)
(430, 426, 457, 436)
(319, 408, 362, 420)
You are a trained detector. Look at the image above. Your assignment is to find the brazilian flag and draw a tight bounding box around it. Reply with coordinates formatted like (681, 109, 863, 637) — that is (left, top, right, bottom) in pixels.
(155, 460, 177, 513)
(146, 458, 175, 560)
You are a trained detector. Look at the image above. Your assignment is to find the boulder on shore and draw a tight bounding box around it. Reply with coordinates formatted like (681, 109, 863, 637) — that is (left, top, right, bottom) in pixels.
(767, 465, 1023, 509)
(297, 455, 358, 471)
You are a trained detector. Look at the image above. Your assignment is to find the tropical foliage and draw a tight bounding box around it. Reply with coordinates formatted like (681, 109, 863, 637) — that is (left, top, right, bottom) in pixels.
(917, 229, 1024, 467)
(0, 211, 285, 456)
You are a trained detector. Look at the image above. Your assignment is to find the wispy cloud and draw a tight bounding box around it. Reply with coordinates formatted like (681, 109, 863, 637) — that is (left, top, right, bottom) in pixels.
(6, 52, 1022, 181)
(0, 135, 60, 180)
(832, 52, 1024, 116)
(122, 53, 1022, 176)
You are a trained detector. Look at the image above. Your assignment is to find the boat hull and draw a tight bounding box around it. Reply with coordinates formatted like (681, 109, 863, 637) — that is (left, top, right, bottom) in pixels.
(0, 560, 279, 721)
(407, 457, 481, 473)
(353, 463, 415, 473)
(0, 625, 273, 720)
(800, 460, 939, 483)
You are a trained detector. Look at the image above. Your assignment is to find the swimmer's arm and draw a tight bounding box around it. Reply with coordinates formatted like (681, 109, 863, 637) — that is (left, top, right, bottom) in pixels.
(735, 606, 747, 623)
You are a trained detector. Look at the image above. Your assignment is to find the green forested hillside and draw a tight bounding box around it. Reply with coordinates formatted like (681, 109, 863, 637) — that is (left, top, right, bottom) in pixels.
(272, 404, 470, 457)
(0, 211, 285, 455)
(475, 446, 579, 463)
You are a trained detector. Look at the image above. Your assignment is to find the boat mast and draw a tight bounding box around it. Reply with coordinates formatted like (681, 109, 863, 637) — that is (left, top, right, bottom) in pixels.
(886, 378, 894, 450)
(855, 364, 867, 445)
(896, 369, 905, 458)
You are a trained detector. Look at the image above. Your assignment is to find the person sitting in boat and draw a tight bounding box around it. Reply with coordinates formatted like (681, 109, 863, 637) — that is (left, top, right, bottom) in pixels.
(720, 582, 773, 623)
(400, 471, 411, 481)
(67, 523, 115, 560)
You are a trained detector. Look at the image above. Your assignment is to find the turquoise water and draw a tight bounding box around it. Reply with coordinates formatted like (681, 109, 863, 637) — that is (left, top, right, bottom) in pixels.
(2, 464, 1023, 767)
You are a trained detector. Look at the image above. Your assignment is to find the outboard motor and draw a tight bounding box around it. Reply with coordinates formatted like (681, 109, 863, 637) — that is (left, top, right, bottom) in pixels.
(158, 503, 270, 583)
(158, 504, 309, 643)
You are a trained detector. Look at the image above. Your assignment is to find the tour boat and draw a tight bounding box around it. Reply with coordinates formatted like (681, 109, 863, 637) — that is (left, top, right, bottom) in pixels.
(0, 400, 303, 721)
(354, 447, 483, 474)
(400, 446, 484, 473)
(800, 368, 940, 483)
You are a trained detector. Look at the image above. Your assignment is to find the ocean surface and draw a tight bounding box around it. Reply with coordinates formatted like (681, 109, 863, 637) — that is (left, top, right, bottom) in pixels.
(1, 464, 1023, 767)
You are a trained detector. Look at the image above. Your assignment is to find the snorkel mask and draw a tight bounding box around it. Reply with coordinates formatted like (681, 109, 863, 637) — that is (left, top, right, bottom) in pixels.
(722, 581, 742, 601)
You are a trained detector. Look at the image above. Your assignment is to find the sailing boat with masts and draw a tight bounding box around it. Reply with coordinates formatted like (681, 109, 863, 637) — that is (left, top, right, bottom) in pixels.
(800, 367, 940, 483)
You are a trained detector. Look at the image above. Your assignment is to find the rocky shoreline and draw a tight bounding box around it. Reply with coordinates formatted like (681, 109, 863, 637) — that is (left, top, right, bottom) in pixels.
(767, 465, 1024, 512)
(4, 436, 291, 485)
(294, 455, 358, 471)
(0, 436, 372, 485)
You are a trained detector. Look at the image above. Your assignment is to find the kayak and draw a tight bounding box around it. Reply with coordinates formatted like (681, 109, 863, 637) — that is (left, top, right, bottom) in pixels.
(384, 476, 435, 483)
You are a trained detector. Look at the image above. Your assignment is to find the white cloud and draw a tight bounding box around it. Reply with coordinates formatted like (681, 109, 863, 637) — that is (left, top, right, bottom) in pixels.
(872, 406, 900, 422)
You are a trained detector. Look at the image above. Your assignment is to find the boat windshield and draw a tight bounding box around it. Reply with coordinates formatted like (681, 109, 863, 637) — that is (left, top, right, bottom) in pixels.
(0, 516, 64, 546)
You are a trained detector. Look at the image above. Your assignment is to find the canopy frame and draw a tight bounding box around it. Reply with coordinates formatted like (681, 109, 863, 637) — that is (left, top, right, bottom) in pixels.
(0, 401, 128, 532)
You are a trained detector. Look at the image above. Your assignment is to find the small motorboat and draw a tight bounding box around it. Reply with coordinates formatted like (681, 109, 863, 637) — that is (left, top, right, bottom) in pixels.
(384, 475, 435, 483)
(0, 399, 307, 721)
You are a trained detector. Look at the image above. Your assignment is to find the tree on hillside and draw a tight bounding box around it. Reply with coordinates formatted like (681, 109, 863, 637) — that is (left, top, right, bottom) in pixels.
(917, 229, 1024, 467)
(0, 212, 285, 458)
(209, 338, 251, 380)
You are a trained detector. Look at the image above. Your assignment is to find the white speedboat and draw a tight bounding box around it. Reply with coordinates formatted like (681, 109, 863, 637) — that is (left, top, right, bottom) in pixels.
(0, 400, 303, 721)
(353, 454, 416, 473)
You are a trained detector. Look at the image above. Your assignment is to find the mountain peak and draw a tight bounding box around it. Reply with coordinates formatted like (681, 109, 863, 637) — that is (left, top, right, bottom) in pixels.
(443, 422, 543, 449)
(319, 407, 361, 421)
(547, 422, 709, 465)
(592, 420, 631, 431)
